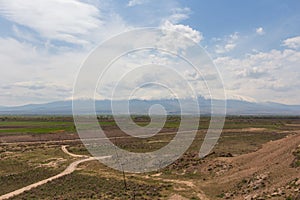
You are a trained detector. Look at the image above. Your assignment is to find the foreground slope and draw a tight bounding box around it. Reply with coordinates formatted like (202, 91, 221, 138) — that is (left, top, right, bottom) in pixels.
(199, 131, 300, 199)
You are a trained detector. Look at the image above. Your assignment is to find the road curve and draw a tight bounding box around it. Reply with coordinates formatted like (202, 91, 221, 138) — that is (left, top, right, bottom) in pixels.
(0, 146, 108, 200)
(61, 145, 89, 158)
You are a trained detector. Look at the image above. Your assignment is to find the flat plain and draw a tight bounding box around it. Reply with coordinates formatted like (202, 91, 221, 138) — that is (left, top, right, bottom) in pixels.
(0, 116, 299, 199)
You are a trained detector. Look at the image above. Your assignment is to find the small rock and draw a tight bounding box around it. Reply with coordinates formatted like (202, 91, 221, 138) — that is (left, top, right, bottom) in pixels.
(271, 192, 278, 197)
(260, 174, 268, 180)
(224, 193, 231, 199)
(253, 185, 260, 190)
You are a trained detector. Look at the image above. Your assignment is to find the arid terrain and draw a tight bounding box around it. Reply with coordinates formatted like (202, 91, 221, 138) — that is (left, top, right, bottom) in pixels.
(0, 116, 299, 199)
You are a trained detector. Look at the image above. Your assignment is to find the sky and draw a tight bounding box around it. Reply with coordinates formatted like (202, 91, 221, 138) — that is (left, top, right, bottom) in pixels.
(0, 0, 299, 106)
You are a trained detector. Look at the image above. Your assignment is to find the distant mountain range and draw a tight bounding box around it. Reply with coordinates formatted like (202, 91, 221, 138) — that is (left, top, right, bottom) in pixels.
(0, 98, 299, 115)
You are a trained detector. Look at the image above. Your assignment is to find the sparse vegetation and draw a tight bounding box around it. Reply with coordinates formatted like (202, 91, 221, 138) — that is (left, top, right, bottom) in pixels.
(0, 116, 300, 199)
(10, 172, 171, 199)
(291, 145, 300, 167)
(0, 144, 73, 195)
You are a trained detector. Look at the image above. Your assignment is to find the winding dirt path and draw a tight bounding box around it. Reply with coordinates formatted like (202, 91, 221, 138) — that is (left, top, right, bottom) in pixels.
(0, 146, 109, 200)
(144, 174, 210, 200)
(61, 145, 89, 158)
(165, 179, 209, 200)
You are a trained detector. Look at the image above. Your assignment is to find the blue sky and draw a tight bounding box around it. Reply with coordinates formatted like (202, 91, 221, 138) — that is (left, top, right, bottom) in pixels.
(0, 0, 299, 105)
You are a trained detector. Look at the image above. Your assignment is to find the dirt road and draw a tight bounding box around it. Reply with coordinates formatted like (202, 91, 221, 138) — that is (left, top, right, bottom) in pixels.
(61, 145, 89, 158)
(0, 146, 109, 200)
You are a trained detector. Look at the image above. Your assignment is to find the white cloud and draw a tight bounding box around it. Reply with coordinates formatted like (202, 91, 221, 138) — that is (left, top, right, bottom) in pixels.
(237, 67, 267, 79)
(161, 20, 203, 44)
(224, 43, 236, 51)
(12, 24, 40, 43)
(215, 32, 239, 54)
(0, 37, 85, 105)
(157, 6, 200, 50)
(0, 0, 101, 45)
(0, 1, 205, 105)
(166, 7, 191, 24)
(229, 32, 239, 40)
(214, 48, 300, 104)
(256, 27, 265, 35)
(127, 0, 148, 7)
(94, 50, 206, 101)
(1, 1, 298, 106)
(0, 31, 209, 105)
(11, 81, 71, 91)
(282, 36, 300, 49)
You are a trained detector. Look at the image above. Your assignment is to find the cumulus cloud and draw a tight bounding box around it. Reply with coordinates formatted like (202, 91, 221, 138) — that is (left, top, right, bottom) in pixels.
(256, 27, 265, 35)
(161, 20, 203, 44)
(0, 0, 101, 45)
(1, 1, 298, 106)
(0, 1, 204, 105)
(214, 48, 300, 104)
(0, 34, 212, 105)
(282, 36, 300, 49)
(237, 67, 267, 79)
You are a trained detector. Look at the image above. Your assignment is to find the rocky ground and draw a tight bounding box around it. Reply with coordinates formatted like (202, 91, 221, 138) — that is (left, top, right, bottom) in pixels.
(198, 132, 300, 200)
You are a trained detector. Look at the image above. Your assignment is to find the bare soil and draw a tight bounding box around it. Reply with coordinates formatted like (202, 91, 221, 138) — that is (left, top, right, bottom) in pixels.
(198, 131, 300, 199)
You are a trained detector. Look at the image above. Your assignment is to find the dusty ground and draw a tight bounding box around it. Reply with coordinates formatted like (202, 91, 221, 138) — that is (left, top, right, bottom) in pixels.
(1, 117, 300, 199)
(197, 131, 300, 199)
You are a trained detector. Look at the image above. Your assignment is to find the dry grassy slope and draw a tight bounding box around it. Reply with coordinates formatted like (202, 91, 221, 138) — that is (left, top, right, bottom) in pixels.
(199, 131, 300, 199)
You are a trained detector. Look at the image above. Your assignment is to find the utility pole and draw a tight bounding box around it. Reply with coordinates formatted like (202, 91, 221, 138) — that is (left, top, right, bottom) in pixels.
(114, 137, 127, 191)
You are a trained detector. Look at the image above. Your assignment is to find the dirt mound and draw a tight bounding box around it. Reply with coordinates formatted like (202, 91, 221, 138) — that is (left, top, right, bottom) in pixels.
(200, 131, 300, 199)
